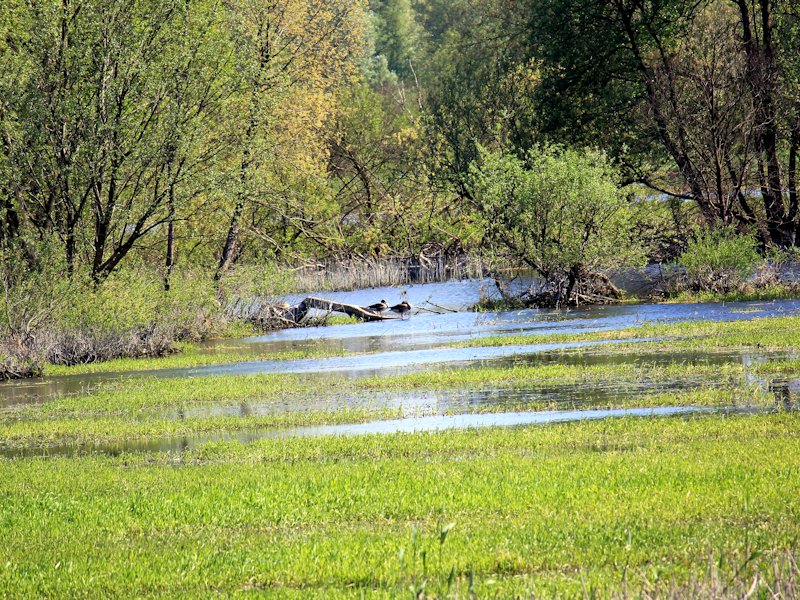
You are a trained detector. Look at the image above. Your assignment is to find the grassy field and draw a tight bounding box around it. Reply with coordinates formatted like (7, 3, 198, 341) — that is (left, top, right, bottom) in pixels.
(1, 313, 799, 597)
(1, 414, 799, 597)
(43, 342, 347, 376)
(454, 314, 800, 350)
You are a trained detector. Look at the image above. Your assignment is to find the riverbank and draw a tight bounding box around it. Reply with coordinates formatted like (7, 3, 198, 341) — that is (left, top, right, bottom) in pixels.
(5, 262, 800, 381)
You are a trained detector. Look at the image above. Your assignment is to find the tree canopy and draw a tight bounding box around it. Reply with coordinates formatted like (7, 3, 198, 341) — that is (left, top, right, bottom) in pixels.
(1, 0, 799, 288)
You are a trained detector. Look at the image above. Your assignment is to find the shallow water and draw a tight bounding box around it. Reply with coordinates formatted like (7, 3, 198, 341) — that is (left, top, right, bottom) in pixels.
(2, 282, 800, 459)
(2, 289, 800, 407)
(149, 375, 720, 421)
(0, 405, 761, 459)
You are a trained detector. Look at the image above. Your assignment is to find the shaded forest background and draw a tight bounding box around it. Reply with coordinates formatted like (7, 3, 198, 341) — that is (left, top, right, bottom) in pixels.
(2, 0, 798, 281)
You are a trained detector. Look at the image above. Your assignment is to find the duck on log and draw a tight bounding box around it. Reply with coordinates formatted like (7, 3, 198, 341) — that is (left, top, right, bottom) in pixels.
(291, 296, 389, 322)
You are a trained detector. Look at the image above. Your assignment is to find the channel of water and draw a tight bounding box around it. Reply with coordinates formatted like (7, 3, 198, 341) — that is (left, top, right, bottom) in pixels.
(1, 281, 799, 457)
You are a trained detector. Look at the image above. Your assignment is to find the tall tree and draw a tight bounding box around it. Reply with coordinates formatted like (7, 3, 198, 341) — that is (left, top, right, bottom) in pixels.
(0, 0, 227, 280)
(214, 0, 365, 277)
(422, 0, 539, 195)
(528, 0, 800, 246)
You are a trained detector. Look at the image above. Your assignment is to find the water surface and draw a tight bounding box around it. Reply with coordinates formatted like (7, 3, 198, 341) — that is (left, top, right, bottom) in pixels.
(2, 291, 798, 407)
(1, 405, 760, 459)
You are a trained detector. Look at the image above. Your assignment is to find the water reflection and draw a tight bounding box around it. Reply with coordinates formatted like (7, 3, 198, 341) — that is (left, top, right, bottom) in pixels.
(1, 404, 762, 460)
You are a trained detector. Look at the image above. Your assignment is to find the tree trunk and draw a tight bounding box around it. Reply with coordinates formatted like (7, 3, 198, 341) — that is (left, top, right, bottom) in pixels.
(292, 297, 390, 322)
(736, 0, 791, 246)
(164, 183, 176, 292)
(216, 197, 244, 280)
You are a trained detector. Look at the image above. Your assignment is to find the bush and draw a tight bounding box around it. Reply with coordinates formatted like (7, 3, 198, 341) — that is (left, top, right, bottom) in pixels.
(468, 145, 645, 306)
(0, 255, 249, 376)
(43, 270, 226, 366)
(678, 227, 762, 292)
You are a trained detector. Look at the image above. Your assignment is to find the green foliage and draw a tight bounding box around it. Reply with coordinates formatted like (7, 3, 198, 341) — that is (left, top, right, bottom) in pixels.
(422, 1, 539, 187)
(368, 0, 422, 81)
(0, 260, 273, 373)
(679, 227, 762, 292)
(469, 145, 644, 303)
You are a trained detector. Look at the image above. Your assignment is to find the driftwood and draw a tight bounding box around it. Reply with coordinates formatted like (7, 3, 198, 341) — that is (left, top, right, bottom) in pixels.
(290, 296, 389, 323)
(245, 296, 393, 331)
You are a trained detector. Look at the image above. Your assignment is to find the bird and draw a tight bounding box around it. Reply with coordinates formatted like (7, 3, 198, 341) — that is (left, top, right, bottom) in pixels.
(389, 300, 412, 318)
(366, 299, 388, 313)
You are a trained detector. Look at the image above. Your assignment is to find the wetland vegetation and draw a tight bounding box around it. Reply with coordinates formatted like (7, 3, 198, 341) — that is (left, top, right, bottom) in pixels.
(2, 0, 800, 596)
(2, 411, 799, 597)
(3, 300, 800, 596)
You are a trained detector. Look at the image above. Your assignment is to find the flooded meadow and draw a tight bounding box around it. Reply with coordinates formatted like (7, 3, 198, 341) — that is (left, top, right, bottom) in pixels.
(2, 280, 800, 596)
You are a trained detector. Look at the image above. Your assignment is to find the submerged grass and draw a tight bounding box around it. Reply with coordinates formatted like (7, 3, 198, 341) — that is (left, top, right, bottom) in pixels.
(0, 413, 799, 597)
(356, 361, 748, 390)
(0, 361, 778, 447)
(1, 360, 756, 420)
(0, 387, 769, 448)
(0, 406, 402, 448)
(43, 342, 347, 375)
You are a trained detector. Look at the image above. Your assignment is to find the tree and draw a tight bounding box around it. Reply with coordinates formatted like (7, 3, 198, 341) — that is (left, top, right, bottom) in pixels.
(0, 0, 227, 281)
(468, 146, 644, 306)
(369, 0, 421, 81)
(527, 0, 800, 247)
(422, 0, 539, 196)
(214, 0, 366, 277)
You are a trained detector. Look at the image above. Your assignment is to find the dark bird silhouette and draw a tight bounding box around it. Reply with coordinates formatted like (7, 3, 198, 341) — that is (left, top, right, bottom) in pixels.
(366, 299, 388, 313)
(389, 300, 412, 318)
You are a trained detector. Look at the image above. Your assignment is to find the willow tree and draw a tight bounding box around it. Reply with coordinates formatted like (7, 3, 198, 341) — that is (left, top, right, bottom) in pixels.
(214, 0, 366, 276)
(0, 0, 228, 280)
(469, 146, 644, 306)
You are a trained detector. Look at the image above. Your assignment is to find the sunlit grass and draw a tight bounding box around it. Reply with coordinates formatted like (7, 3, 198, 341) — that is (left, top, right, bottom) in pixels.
(3, 312, 800, 596)
(665, 283, 800, 304)
(1, 413, 799, 596)
(43, 342, 348, 376)
(455, 314, 800, 350)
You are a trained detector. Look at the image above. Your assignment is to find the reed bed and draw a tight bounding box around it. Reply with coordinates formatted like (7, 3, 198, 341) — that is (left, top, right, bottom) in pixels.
(288, 253, 485, 293)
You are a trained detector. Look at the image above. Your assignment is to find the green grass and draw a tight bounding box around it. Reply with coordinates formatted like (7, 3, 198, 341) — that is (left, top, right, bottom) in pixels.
(665, 283, 800, 304)
(3, 311, 800, 596)
(43, 342, 347, 375)
(456, 314, 800, 350)
(0, 413, 798, 597)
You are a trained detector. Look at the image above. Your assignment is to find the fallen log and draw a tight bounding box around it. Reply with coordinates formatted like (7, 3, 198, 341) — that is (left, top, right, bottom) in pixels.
(292, 296, 389, 322)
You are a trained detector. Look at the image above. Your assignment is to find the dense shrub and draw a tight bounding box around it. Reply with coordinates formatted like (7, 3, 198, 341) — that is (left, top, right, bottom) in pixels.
(0, 254, 294, 377)
(41, 271, 225, 366)
(678, 227, 762, 292)
(468, 145, 645, 306)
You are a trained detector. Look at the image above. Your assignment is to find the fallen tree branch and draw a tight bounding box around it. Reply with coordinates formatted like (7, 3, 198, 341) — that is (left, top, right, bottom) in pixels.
(293, 297, 389, 323)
